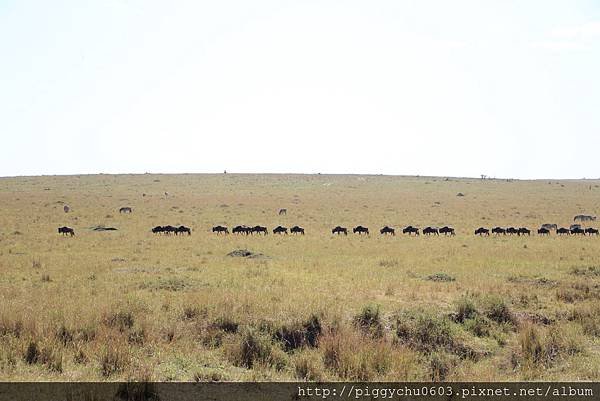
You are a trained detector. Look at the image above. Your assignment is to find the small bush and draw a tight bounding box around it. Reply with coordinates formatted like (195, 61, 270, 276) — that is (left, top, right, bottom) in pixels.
(427, 273, 455, 282)
(293, 350, 326, 381)
(396, 311, 456, 353)
(455, 296, 477, 323)
(429, 352, 454, 381)
(228, 329, 287, 370)
(23, 340, 63, 372)
(105, 311, 135, 332)
(353, 306, 384, 338)
(485, 297, 514, 324)
(213, 316, 239, 334)
(274, 314, 322, 352)
(463, 316, 492, 337)
(100, 343, 130, 377)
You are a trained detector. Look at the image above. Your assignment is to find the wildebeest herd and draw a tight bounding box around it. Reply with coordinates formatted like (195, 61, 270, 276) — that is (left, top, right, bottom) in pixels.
(57, 208, 599, 239)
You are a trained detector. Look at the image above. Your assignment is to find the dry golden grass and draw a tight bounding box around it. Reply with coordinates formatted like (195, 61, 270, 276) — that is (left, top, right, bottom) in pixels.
(1, 173, 600, 381)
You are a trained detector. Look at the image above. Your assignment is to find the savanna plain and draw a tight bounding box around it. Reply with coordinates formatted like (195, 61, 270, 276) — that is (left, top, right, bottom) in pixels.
(2, 173, 600, 382)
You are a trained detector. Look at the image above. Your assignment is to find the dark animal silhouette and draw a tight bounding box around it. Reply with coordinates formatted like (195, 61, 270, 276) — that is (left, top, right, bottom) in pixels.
(571, 227, 585, 235)
(506, 227, 519, 235)
(541, 223, 557, 231)
(212, 225, 229, 234)
(491, 227, 506, 235)
(557, 227, 571, 235)
(423, 226, 439, 236)
(152, 226, 164, 234)
(58, 226, 75, 236)
(119, 207, 133, 214)
(273, 225, 288, 235)
(353, 226, 369, 235)
(290, 226, 305, 235)
(585, 228, 599, 235)
(279, 209, 287, 215)
(332, 226, 348, 235)
(251, 225, 268, 235)
(380, 226, 395, 235)
(163, 225, 177, 235)
(537, 227, 550, 235)
(439, 226, 455, 236)
(574, 215, 596, 222)
(402, 226, 419, 236)
(474, 227, 489, 236)
(518, 227, 531, 236)
(570, 224, 582, 231)
(232, 225, 251, 235)
(176, 225, 191, 236)
(63, 205, 70, 213)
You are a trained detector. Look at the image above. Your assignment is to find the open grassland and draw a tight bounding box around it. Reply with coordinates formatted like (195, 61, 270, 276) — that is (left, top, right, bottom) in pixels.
(2, 173, 600, 381)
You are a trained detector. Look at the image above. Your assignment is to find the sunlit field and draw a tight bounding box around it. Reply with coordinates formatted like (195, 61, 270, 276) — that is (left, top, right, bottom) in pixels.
(1, 173, 600, 381)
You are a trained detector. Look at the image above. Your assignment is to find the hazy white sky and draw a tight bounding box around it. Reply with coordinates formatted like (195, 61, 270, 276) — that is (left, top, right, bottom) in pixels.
(1, 1, 599, 178)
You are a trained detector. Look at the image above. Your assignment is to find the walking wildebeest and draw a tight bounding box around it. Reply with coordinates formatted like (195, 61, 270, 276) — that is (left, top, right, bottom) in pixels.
(119, 207, 133, 214)
(279, 209, 287, 216)
(541, 223, 558, 231)
(353, 226, 369, 235)
(491, 227, 506, 235)
(506, 227, 519, 235)
(571, 227, 585, 235)
(380, 226, 395, 236)
(212, 225, 229, 234)
(273, 225, 288, 235)
(63, 205, 70, 213)
(58, 226, 75, 236)
(176, 225, 191, 236)
(439, 226, 455, 236)
(232, 225, 251, 235)
(585, 228, 599, 236)
(570, 224, 582, 231)
(251, 225, 268, 235)
(423, 226, 439, 236)
(332, 226, 348, 235)
(402, 226, 419, 236)
(537, 227, 550, 235)
(152, 226, 164, 234)
(518, 227, 531, 236)
(163, 225, 177, 235)
(557, 227, 571, 235)
(290, 226, 305, 235)
(474, 227, 489, 236)
(574, 215, 596, 222)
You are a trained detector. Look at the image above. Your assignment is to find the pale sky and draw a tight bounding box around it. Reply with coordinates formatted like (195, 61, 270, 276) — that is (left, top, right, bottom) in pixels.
(1, 1, 599, 179)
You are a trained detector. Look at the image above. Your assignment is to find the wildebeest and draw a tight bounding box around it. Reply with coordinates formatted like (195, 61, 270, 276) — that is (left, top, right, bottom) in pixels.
(571, 227, 585, 235)
(212, 225, 229, 234)
(119, 207, 133, 214)
(439, 226, 455, 236)
(537, 227, 550, 235)
(353, 226, 369, 235)
(58, 226, 75, 236)
(290, 226, 305, 235)
(557, 227, 571, 235)
(332, 226, 348, 235)
(541, 223, 558, 231)
(474, 227, 489, 236)
(491, 227, 506, 235)
(506, 227, 519, 235)
(176, 225, 191, 236)
(574, 214, 596, 222)
(279, 209, 287, 215)
(402, 226, 419, 236)
(232, 225, 251, 235)
(273, 225, 288, 235)
(380, 226, 395, 235)
(63, 205, 70, 213)
(570, 224, 582, 231)
(163, 225, 177, 235)
(423, 226, 439, 236)
(518, 227, 531, 236)
(251, 225, 268, 235)
(585, 228, 599, 235)
(152, 226, 164, 234)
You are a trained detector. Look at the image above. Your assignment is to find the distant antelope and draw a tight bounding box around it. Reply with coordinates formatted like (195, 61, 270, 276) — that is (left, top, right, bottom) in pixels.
(119, 207, 133, 214)
(63, 205, 70, 213)
(279, 208, 287, 216)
